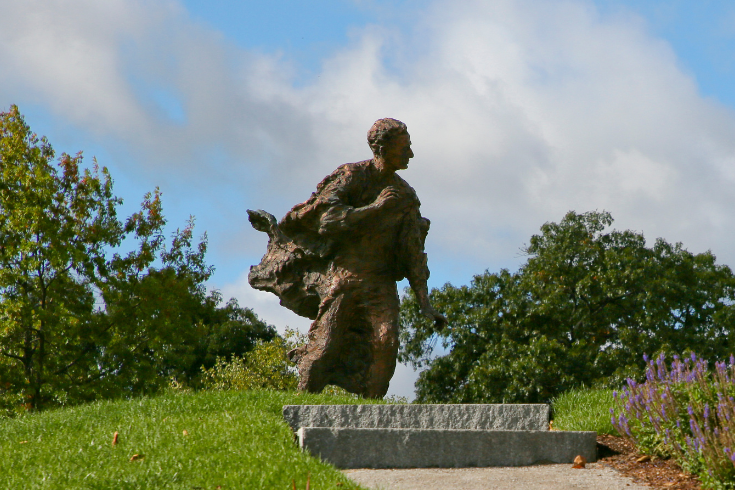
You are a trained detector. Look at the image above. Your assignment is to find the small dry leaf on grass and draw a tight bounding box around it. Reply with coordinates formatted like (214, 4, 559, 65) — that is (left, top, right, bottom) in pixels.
(572, 455, 587, 469)
(112, 432, 119, 446)
(636, 455, 651, 463)
(182, 430, 189, 436)
(549, 420, 555, 431)
(129, 454, 144, 462)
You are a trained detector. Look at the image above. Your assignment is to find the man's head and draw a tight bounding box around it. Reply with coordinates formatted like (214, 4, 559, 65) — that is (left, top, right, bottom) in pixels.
(368, 118, 413, 171)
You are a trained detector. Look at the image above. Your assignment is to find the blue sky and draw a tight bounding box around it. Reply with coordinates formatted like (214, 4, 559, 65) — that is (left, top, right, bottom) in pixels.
(2, 0, 735, 398)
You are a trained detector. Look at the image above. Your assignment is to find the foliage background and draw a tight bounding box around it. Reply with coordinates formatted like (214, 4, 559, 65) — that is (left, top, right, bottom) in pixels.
(0, 106, 275, 414)
(400, 211, 735, 403)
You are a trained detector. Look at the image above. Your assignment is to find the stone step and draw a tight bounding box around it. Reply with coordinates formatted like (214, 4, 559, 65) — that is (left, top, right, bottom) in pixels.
(297, 427, 597, 469)
(283, 404, 549, 432)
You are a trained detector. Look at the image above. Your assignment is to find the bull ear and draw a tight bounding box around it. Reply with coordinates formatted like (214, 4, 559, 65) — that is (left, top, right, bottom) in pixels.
(247, 209, 277, 233)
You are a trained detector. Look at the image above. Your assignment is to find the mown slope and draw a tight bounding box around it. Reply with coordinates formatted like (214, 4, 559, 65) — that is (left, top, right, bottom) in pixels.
(0, 390, 385, 489)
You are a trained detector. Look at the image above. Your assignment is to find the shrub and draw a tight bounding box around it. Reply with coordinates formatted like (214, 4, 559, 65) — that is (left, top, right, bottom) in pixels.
(612, 353, 735, 489)
(201, 335, 298, 391)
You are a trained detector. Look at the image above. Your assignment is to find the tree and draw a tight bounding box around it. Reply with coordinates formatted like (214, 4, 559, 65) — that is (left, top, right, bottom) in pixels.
(400, 211, 735, 403)
(0, 105, 273, 412)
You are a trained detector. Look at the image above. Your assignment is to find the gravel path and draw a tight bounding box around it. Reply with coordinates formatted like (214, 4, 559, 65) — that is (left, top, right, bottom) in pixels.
(344, 463, 648, 490)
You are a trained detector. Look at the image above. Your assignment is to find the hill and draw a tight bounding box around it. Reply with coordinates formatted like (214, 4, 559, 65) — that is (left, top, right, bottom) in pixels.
(0, 389, 385, 489)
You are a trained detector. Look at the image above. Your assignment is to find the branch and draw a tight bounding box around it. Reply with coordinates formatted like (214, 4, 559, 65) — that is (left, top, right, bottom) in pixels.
(0, 350, 24, 361)
(52, 343, 97, 376)
(52, 319, 118, 376)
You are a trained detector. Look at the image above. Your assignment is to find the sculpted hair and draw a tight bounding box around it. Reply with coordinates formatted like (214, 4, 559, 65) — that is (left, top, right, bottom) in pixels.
(367, 118, 408, 156)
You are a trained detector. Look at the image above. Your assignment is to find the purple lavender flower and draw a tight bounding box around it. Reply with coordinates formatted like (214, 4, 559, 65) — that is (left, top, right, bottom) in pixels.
(643, 353, 649, 362)
(716, 361, 726, 375)
(704, 404, 710, 420)
(691, 352, 697, 362)
(656, 355, 666, 379)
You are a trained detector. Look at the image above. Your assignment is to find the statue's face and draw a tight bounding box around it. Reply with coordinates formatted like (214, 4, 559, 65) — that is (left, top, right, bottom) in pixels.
(382, 132, 414, 171)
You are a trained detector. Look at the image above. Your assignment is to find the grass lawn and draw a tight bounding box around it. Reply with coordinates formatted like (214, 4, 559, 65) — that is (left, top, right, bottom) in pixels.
(0, 389, 390, 489)
(2, 386, 623, 488)
(551, 387, 618, 435)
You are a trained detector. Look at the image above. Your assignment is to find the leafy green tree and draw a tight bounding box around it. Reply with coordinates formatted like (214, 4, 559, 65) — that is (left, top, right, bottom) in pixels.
(400, 211, 735, 403)
(159, 294, 277, 385)
(0, 105, 272, 412)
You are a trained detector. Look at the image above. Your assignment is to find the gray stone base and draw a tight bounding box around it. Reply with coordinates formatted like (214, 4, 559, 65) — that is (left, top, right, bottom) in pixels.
(297, 427, 597, 469)
(283, 404, 549, 431)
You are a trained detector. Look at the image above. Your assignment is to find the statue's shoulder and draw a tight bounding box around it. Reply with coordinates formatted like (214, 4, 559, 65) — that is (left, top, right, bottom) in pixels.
(393, 173, 420, 204)
(315, 160, 372, 194)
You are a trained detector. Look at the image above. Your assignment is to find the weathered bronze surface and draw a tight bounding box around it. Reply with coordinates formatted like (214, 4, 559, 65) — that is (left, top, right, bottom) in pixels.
(248, 118, 446, 398)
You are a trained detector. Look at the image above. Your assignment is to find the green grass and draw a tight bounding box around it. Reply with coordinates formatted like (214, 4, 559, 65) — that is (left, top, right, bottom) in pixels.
(0, 389, 394, 489)
(551, 387, 618, 435)
(2, 385, 623, 488)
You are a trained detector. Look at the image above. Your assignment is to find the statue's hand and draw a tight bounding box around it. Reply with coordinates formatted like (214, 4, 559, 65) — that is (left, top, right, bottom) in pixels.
(373, 186, 400, 209)
(420, 304, 448, 330)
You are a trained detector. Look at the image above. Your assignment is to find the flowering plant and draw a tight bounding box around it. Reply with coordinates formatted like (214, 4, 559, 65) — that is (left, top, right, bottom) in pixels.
(612, 353, 735, 488)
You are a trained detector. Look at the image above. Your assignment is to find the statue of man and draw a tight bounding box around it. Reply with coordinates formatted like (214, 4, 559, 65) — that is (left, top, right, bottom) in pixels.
(247, 118, 446, 398)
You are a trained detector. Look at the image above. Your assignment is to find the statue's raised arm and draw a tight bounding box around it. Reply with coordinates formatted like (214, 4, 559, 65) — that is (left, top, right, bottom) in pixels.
(247, 118, 445, 398)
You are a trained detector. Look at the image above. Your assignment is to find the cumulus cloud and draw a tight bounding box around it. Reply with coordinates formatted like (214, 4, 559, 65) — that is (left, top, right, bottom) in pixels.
(3, 0, 735, 396)
(4, 0, 734, 267)
(300, 0, 735, 267)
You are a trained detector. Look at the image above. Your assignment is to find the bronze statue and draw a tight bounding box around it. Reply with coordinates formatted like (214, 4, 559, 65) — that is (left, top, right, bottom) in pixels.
(247, 118, 446, 398)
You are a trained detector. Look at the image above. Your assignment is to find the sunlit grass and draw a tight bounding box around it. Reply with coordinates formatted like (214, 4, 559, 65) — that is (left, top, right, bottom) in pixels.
(0, 389, 389, 489)
(551, 387, 618, 435)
